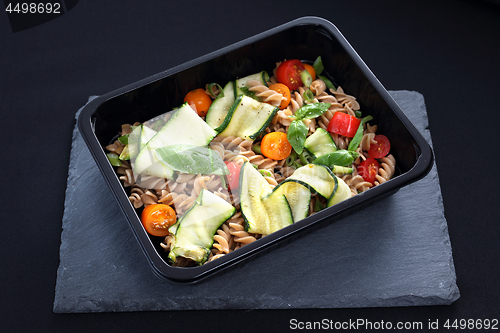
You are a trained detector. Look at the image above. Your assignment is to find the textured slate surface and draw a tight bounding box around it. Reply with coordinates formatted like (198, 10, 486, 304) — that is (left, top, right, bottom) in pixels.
(53, 91, 459, 313)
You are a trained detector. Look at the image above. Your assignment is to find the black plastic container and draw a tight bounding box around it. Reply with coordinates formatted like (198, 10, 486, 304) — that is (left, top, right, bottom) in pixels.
(78, 17, 433, 284)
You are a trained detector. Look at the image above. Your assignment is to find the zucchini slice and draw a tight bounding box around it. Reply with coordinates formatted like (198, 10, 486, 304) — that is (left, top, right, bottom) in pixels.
(218, 95, 279, 140)
(118, 125, 142, 161)
(168, 188, 236, 265)
(327, 176, 352, 207)
(133, 146, 175, 180)
(235, 71, 270, 97)
(147, 103, 216, 149)
(271, 180, 311, 222)
(287, 164, 338, 199)
(133, 103, 217, 180)
(205, 81, 235, 132)
(303, 127, 338, 158)
(239, 162, 293, 235)
(262, 191, 293, 233)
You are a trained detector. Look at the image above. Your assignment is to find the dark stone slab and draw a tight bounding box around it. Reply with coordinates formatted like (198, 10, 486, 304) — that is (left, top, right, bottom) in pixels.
(53, 91, 459, 313)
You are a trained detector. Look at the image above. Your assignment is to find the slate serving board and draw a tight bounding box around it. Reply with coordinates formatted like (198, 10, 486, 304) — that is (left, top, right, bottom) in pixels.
(53, 91, 459, 313)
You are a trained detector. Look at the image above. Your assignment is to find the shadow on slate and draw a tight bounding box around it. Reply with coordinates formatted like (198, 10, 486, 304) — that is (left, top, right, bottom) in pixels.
(53, 91, 460, 313)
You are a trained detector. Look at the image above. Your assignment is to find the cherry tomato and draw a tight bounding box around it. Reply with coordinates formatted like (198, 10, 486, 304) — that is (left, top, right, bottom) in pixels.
(368, 134, 391, 158)
(224, 161, 242, 190)
(141, 204, 177, 237)
(260, 132, 292, 160)
(357, 157, 381, 185)
(184, 88, 212, 117)
(268, 83, 291, 109)
(303, 63, 316, 81)
(276, 59, 307, 90)
(327, 112, 361, 138)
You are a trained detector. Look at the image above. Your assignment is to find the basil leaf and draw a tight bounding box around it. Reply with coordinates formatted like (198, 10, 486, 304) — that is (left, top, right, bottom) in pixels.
(319, 75, 335, 90)
(155, 144, 229, 176)
(313, 150, 358, 167)
(287, 120, 308, 155)
(313, 56, 324, 76)
(294, 103, 331, 120)
(348, 116, 373, 152)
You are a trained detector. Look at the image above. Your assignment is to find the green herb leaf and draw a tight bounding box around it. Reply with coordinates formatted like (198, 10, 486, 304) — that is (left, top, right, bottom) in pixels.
(313, 150, 358, 167)
(155, 144, 229, 176)
(294, 103, 331, 120)
(319, 75, 335, 90)
(355, 110, 362, 118)
(287, 120, 308, 155)
(348, 116, 373, 152)
(313, 56, 324, 76)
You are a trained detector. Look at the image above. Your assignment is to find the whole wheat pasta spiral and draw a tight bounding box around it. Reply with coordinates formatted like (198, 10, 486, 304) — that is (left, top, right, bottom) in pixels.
(375, 154, 396, 185)
(343, 173, 373, 194)
(310, 79, 327, 95)
(212, 223, 234, 254)
(331, 86, 361, 111)
(276, 108, 294, 127)
(136, 175, 167, 190)
(212, 135, 252, 151)
(160, 235, 175, 251)
(228, 212, 258, 245)
(359, 132, 377, 152)
(105, 139, 125, 155)
(209, 141, 225, 159)
(129, 186, 158, 208)
(247, 79, 284, 107)
(240, 150, 278, 171)
(191, 174, 221, 197)
(117, 163, 135, 187)
(331, 133, 351, 150)
(129, 186, 146, 209)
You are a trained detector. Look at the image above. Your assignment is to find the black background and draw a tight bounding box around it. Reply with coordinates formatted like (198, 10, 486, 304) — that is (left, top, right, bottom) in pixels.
(1, 0, 499, 332)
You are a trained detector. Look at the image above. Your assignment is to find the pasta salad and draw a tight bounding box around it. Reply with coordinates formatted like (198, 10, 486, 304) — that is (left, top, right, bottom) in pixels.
(105, 57, 396, 267)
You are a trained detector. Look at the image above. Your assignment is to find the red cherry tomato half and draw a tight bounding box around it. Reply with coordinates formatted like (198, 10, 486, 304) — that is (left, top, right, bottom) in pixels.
(327, 112, 361, 138)
(276, 59, 307, 90)
(357, 157, 381, 185)
(224, 161, 241, 190)
(368, 134, 391, 158)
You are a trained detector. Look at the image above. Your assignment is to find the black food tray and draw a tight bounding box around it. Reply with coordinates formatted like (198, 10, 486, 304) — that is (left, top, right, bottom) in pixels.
(77, 17, 434, 283)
